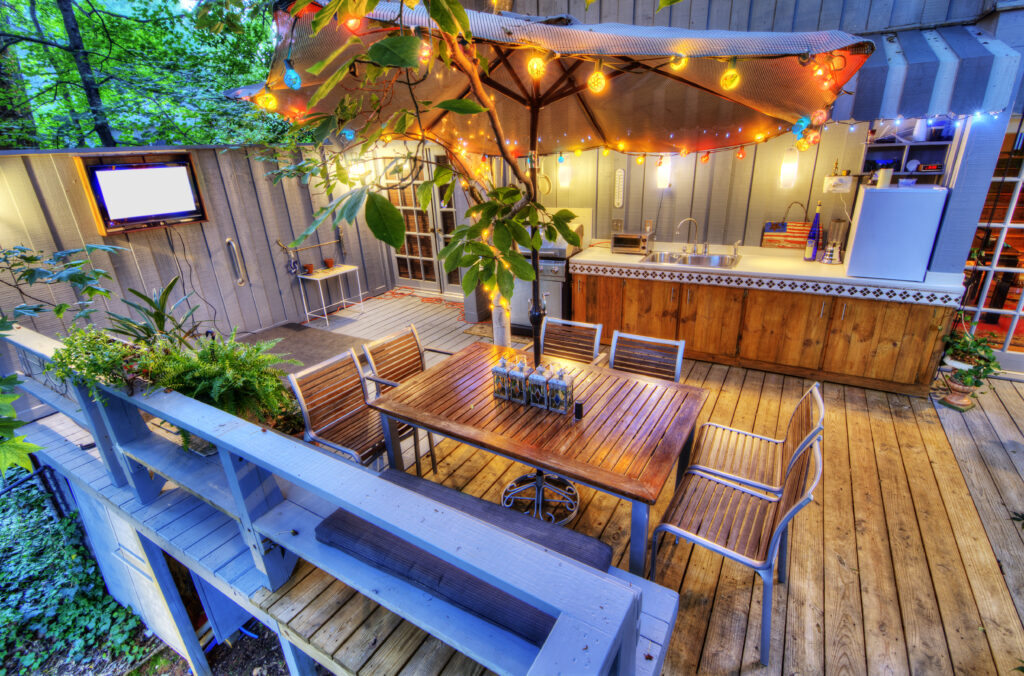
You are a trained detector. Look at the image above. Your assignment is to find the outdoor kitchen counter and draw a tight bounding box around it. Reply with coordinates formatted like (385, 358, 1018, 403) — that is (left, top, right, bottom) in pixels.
(568, 245, 963, 395)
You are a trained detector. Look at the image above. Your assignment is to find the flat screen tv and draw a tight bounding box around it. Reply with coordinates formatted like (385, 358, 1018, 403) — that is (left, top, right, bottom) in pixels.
(78, 156, 207, 235)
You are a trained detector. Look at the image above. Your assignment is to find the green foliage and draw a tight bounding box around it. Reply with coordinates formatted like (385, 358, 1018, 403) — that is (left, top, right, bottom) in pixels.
(435, 98, 488, 114)
(47, 325, 141, 399)
(1, 0, 286, 149)
(136, 332, 299, 425)
(106, 276, 202, 348)
(944, 313, 1000, 388)
(0, 476, 145, 672)
(366, 34, 422, 68)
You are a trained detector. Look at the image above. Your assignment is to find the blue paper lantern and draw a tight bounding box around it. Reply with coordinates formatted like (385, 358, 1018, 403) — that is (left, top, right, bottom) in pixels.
(283, 59, 302, 90)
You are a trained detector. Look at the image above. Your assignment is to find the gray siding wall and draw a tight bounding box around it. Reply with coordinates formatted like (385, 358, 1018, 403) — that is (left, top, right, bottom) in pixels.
(0, 147, 393, 340)
(470, 0, 996, 31)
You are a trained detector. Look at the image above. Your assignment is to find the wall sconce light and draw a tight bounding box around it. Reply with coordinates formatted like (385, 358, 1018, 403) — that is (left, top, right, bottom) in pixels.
(779, 147, 799, 189)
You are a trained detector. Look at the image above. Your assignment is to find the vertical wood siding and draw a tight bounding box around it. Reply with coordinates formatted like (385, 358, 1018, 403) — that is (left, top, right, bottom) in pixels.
(467, 0, 993, 30)
(0, 147, 393, 341)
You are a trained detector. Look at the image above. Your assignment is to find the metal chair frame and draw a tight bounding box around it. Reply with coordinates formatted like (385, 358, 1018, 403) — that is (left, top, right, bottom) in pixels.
(650, 437, 823, 666)
(608, 330, 686, 382)
(539, 317, 603, 364)
(362, 324, 453, 476)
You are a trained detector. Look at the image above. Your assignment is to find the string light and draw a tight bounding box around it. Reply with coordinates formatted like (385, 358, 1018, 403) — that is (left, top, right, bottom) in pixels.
(344, 17, 361, 31)
(283, 59, 302, 90)
(806, 129, 821, 145)
(669, 53, 688, 71)
(795, 138, 810, 151)
(700, 152, 710, 164)
(617, 141, 625, 151)
(602, 147, 610, 156)
(720, 58, 740, 90)
(527, 56, 546, 79)
(754, 133, 765, 142)
(255, 91, 278, 111)
(810, 109, 828, 126)
(587, 67, 607, 94)
(636, 155, 645, 165)
(679, 147, 689, 157)
(574, 148, 582, 156)
(656, 157, 670, 189)
(341, 128, 355, 141)
(419, 40, 431, 64)
(736, 146, 746, 159)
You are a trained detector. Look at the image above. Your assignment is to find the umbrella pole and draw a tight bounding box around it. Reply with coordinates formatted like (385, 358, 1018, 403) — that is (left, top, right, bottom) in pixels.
(528, 143, 544, 366)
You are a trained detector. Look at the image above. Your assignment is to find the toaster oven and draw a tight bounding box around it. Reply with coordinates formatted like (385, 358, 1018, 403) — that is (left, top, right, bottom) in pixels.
(611, 233, 649, 255)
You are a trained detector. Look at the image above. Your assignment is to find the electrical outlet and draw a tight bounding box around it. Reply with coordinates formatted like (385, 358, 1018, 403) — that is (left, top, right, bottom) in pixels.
(611, 218, 624, 232)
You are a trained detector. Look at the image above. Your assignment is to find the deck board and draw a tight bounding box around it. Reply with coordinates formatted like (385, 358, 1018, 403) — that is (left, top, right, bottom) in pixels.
(22, 288, 1024, 674)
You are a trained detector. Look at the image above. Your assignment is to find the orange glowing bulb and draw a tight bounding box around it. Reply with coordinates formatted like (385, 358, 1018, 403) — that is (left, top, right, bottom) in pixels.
(617, 141, 625, 151)
(736, 147, 746, 159)
(574, 148, 582, 156)
(810, 109, 828, 126)
(344, 17, 361, 31)
(679, 147, 689, 157)
(806, 130, 821, 145)
(720, 68, 740, 90)
(636, 155, 644, 165)
(527, 56, 546, 79)
(669, 53, 688, 71)
(587, 70, 607, 94)
(601, 147, 610, 156)
(255, 92, 278, 111)
(754, 133, 766, 142)
(796, 138, 811, 151)
(700, 152, 710, 164)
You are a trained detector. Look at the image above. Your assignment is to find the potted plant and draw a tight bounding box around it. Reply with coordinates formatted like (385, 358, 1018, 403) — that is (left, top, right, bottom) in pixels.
(941, 315, 1000, 410)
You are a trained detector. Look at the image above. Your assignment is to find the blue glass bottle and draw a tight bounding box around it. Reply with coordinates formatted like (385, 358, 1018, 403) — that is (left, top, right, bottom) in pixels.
(804, 201, 821, 261)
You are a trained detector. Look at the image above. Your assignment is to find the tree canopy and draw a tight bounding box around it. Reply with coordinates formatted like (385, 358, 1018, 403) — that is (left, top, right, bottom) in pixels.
(0, 0, 286, 148)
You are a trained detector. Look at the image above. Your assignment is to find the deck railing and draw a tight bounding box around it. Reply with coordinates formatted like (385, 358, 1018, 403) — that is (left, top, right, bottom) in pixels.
(2, 324, 646, 675)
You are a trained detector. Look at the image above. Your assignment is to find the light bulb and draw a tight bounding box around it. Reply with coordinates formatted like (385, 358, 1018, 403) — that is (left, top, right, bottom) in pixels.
(344, 17, 361, 31)
(283, 59, 302, 90)
(255, 92, 278, 111)
(558, 161, 571, 187)
(656, 157, 671, 189)
(574, 148, 582, 156)
(636, 155, 644, 165)
(419, 41, 431, 64)
(736, 147, 746, 159)
(754, 133, 765, 142)
(806, 130, 821, 145)
(669, 53, 688, 70)
(601, 147, 610, 156)
(779, 146, 798, 188)
(679, 147, 689, 157)
(341, 128, 355, 141)
(587, 70, 607, 94)
(700, 152, 710, 164)
(617, 141, 625, 151)
(557, 152, 564, 163)
(527, 56, 546, 79)
(810, 109, 828, 126)
(796, 138, 810, 151)
(720, 68, 740, 90)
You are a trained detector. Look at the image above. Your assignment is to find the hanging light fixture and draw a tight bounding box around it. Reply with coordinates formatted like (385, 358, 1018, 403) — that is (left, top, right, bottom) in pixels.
(720, 58, 740, 90)
(736, 146, 746, 159)
(527, 55, 546, 79)
(779, 146, 799, 188)
(419, 40, 431, 64)
(636, 155, 645, 165)
(283, 59, 302, 90)
(810, 109, 828, 126)
(669, 53, 688, 71)
(656, 156, 671, 189)
(255, 91, 278, 111)
(344, 16, 361, 31)
(795, 137, 811, 151)
(587, 63, 607, 94)
(557, 152, 571, 187)
(700, 152, 710, 164)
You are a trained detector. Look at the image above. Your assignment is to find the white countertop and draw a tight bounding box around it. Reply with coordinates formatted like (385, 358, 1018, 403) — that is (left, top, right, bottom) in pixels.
(571, 244, 965, 295)
(568, 244, 966, 307)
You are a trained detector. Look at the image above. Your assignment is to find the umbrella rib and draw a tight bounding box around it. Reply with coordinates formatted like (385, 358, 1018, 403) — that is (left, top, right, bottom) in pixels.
(541, 65, 637, 107)
(539, 59, 584, 105)
(491, 46, 531, 101)
(554, 59, 608, 145)
(478, 75, 531, 106)
(421, 53, 508, 134)
(612, 56, 751, 108)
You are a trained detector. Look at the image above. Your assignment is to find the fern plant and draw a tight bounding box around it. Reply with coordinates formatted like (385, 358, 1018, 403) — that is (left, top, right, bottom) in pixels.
(137, 332, 299, 425)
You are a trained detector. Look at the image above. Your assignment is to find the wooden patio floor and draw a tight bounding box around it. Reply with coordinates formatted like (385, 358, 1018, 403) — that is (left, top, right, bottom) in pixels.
(282, 288, 1024, 674)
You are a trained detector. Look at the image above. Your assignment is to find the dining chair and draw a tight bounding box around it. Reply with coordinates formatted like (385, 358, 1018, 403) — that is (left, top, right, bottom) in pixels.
(287, 349, 397, 467)
(688, 382, 824, 493)
(608, 331, 686, 382)
(362, 325, 453, 476)
(539, 317, 602, 364)
(650, 430, 822, 665)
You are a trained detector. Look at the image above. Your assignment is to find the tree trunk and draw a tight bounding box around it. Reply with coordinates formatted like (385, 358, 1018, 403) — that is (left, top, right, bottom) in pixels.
(55, 0, 116, 146)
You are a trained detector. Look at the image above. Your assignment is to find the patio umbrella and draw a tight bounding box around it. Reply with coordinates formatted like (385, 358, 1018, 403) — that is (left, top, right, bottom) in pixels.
(243, 2, 875, 360)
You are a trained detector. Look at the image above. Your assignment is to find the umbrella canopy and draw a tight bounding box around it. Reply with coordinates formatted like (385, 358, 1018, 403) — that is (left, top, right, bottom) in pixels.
(253, 2, 874, 157)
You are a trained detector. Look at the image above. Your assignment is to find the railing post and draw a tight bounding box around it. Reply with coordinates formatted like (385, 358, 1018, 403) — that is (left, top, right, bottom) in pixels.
(69, 384, 128, 487)
(94, 394, 165, 503)
(218, 450, 297, 590)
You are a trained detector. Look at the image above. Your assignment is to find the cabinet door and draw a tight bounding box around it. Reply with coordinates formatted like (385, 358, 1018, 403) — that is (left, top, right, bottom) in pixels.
(621, 279, 681, 340)
(678, 284, 744, 357)
(572, 274, 622, 343)
(824, 299, 952, 384)
(739, 290, 832, 369)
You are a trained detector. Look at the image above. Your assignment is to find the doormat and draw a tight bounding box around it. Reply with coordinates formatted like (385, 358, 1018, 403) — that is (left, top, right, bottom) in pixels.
(463, 324, 493, 339)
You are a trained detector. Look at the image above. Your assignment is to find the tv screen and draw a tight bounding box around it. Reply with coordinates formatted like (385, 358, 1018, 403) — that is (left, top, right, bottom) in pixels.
(82, 159, 206, 235)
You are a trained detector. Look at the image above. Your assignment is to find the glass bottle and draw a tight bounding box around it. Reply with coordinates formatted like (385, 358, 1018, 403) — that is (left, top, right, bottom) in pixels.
(804, 201, 821, 261)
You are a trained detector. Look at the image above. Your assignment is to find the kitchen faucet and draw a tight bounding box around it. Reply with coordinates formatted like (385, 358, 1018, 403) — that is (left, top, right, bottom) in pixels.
(676, 218, 699, 253)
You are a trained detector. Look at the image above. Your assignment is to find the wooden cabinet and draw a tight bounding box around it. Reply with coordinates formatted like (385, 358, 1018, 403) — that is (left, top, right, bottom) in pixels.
(572, 274, 622, 342)
(678, 284, 744, 357)
(739, 290, 833, 370)
(621, 279, 680, 340)
(824, 298, 952, 384)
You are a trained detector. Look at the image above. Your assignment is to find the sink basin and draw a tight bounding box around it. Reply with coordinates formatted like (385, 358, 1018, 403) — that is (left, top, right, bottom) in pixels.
(642, 252, 741, 268)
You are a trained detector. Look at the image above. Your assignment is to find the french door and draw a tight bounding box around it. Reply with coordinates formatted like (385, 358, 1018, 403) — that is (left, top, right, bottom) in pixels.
(963, 114, 1024, 372)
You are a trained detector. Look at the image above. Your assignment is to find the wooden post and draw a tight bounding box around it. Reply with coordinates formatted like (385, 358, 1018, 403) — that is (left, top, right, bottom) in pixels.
(277, 627, 318, 676)
(218, 450, 298, 590)
(94, 395, 165, 503)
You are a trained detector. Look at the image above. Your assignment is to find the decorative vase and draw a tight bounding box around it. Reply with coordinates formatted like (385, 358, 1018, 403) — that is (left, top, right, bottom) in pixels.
(302, 263, 314, 275)
(940, 374, 976, 411)
(323, 257, 335, 268)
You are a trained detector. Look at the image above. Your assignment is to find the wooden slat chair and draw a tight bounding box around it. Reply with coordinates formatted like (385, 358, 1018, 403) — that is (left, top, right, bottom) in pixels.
(362, 325, 452, 476)
(688, 382, 824, 493)
(650, 432, 822, 665)
(539, 317, 602, 364)
(608, 330, 686, 382)
(287, 349, 394, 467)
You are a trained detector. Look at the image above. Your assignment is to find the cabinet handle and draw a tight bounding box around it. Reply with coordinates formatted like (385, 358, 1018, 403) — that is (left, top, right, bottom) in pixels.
(841, 303, 847, 321)
(686, 287, 692, 304)
(670, 287, 676, 302)
(819, 300, 825, 318)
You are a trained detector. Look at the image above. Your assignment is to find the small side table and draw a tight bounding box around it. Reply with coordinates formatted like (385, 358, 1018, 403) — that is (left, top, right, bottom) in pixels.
(298, 264, 364, 327)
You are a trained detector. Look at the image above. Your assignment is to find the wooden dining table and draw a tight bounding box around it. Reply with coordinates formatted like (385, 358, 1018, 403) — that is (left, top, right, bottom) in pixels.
(368, 341, 709, 575)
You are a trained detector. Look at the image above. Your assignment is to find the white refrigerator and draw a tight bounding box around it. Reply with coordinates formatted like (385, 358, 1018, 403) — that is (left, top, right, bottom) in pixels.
(845, 186, 949, 282)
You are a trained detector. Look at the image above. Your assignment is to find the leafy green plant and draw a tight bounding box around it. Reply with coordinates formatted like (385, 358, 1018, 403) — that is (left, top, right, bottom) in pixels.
(0, 476, 145, 672)
(137, 332, 299, 426)
(106, 276, 202, 348)
(944, 313, 1000, 389)
(46, 325, 142, 400)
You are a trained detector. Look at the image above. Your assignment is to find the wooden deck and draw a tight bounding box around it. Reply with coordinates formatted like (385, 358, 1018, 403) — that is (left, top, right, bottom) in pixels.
(310, 289, 1024, 674)
(22, 289, 1024, 675)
